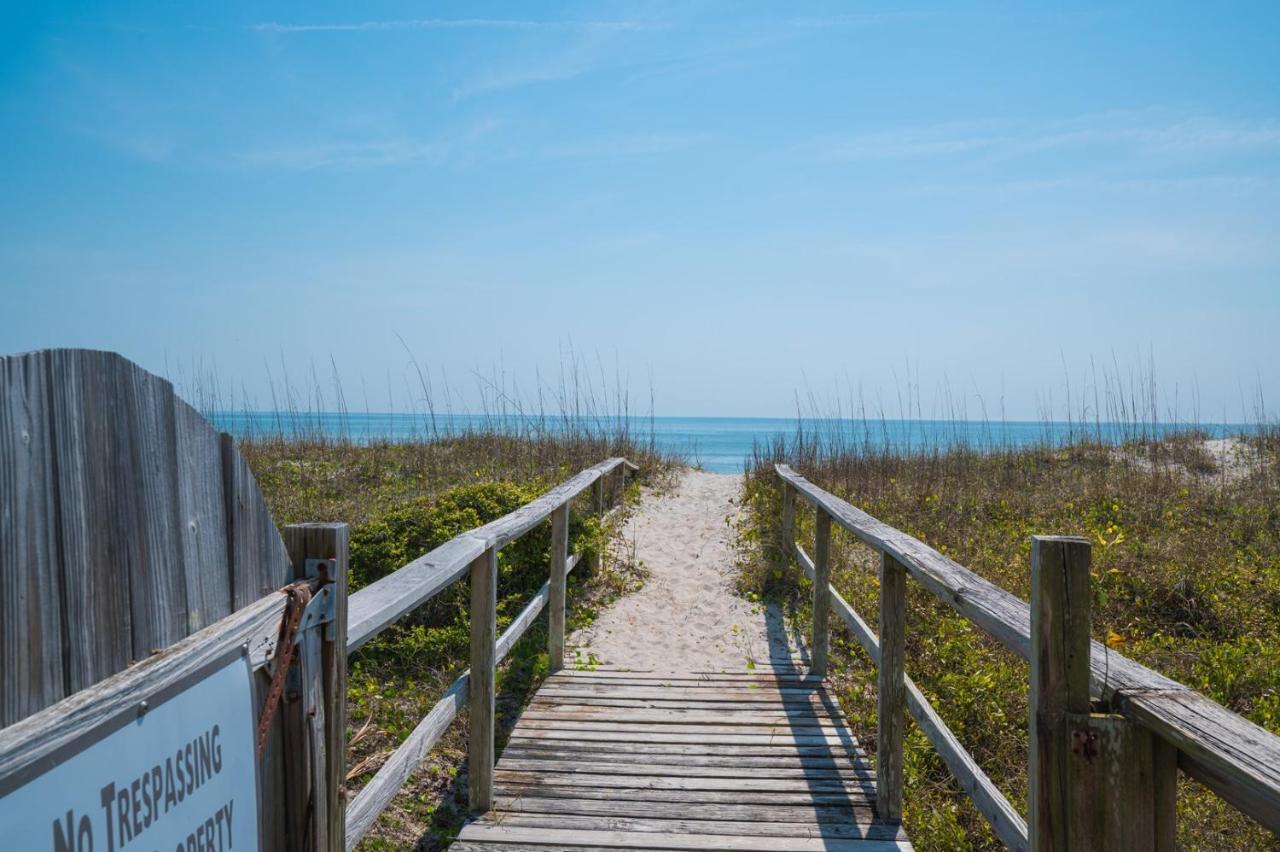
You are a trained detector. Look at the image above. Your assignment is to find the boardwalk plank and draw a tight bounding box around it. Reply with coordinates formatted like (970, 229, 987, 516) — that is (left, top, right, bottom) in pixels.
(492, 795, 880, 825)
(472, 813, 907, 841)
(495, 784, 876, 807)
(452, 670, 905, 851)
(456, 825, 911, 850)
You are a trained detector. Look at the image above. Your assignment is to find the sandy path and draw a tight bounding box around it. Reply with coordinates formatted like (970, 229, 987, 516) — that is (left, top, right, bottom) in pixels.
(569, 470, 802, 674)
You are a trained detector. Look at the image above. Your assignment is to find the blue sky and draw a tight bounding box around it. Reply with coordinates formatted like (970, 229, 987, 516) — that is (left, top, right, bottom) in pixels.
(2, 1, 1278, 419)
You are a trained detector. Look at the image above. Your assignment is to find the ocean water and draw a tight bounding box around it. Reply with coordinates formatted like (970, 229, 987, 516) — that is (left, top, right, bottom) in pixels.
(210, 413, 1254, 474)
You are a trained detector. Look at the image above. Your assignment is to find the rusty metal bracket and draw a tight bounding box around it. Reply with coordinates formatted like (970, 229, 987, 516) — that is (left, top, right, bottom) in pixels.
(303, 558, 338, 640)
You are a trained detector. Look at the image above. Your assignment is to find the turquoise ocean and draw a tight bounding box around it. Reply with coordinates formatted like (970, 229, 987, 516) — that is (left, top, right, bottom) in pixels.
(210, 414, 1254, 474)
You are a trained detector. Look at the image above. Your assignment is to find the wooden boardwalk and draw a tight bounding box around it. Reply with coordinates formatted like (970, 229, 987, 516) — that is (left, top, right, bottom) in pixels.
(452, 668, 912, 851)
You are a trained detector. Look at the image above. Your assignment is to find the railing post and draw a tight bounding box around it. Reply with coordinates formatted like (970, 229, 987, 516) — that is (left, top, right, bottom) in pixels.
(878, 551, 906, 823)
(780, 482, 795, 575)
(1152, 739, 1177, 851)
(548, 503, 570, 673)
(468, 545, 497, 814)
(594, 476, 605, 515)
(811, 508, 832, 678)
(1030, 535, 1092, 851)
(283, 523, 349, 852)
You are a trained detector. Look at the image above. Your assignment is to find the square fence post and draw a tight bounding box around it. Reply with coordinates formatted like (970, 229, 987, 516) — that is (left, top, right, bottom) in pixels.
(1030, 535, 1092, 851)
(548, 503, 570, 673)
(878, 551, 906, 823)
(780, 483, 795, 576)
(811, 508, 832, 678)
(468, 546, 497, 814)
(283, 523, 349, 852)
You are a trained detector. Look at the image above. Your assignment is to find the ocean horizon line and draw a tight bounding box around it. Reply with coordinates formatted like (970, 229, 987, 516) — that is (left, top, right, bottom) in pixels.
(209, 411, 1263, 473)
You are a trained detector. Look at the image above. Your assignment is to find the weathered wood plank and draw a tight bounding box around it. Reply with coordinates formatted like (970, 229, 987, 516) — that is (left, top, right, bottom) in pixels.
(469, 458, 631, 550)
(1029, 536, 1092, 852)
(503, 741, 866, 764)
(222, 431, 293, 609)
(549, 671, 825, 685)
(506, 721, 860, 741)
(471, 812, 908, 841)
(778, 463, 1280, 833)
(172, 398, 232, 632)
(0, 591, 288, 778)
(346, 535, 484, 653)
(470, 546, 498, 814)
(526, 695, 842, 712)
(285, 523, 350, 852)
(456, 824, 912, 851)
(121, 358, 188, 659)
(0, 350, 65, 726)
(812, 508, 832, 677)
(494, 783, 876, 807)
(780, 482, 795, 576)
(493, 795, 880, 826)
(47, 349, 135, 691)
(496, 759, 872, 780)
(548, 503, 570, 671)
(519, 708, 847, 727)
(877, 551, 905, 822)
(514, 720, 855, 739)
(536, 683, 835, 700)
(492, 769, 876, 794)
(1065, 712, 1159, 850)
(499, 741, 870, 762)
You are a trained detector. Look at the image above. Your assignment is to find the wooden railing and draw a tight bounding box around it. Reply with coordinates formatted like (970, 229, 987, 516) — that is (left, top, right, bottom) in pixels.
(775, 464, 1280, 851)
(343, 456, 638, 850)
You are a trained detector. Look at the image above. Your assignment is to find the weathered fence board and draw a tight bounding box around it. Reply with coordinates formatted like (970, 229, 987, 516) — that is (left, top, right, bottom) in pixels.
(0, 348, 297, 728)
(0, 350, 64, 723)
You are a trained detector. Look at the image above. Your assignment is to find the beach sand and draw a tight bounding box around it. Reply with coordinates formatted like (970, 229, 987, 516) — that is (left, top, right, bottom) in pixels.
(569, 470, 803, 674)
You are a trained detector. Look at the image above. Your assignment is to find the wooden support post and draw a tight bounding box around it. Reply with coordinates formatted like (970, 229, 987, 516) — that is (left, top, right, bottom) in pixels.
(811, 509, 832, 678)
(1152, 738, 1178, 851)
(593, 476, 605, 515)
(1029, 535, 1092, 852)
(878, 551, 906, 823)
(780, 483, 795, 575)
(548, 503, 570, 673)
(468, 546, 497, 814)
(284, 523, 349, 852)
(1065, 712, 1160, 849)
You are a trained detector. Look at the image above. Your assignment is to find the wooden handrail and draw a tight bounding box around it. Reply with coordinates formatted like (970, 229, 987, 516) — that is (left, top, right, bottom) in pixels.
(0, 591, 291, 780)
(776, 463, 1280, 840)
(342, 457, 635, 848)
(794, 542, 1030, 850)
(346, 457, 635, 653)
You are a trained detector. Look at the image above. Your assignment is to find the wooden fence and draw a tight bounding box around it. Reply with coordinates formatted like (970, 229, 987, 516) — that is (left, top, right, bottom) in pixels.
(0, 347, 635, 852)
(776, 463, 1280, 851)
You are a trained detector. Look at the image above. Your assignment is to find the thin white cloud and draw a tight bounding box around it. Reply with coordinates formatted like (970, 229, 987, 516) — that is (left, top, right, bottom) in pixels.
(795, 111, 1280, 162)
(240, 119, 504, 171)
(542, 133, 714, 159)
(452, 61, 589, 101)
(788, 11, 970, 28)
(249, 19, 648, 34)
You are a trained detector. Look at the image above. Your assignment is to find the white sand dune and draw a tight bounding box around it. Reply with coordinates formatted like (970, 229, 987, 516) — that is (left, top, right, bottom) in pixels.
(569, 470, 804, 674)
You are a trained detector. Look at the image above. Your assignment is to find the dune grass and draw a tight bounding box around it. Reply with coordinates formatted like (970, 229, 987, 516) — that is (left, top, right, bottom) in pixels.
(738, 429, 1280, 851)
(242, 429, 678, 849)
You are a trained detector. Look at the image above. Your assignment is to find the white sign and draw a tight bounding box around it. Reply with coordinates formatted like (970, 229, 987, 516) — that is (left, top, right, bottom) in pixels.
(0, 654, 260, 852)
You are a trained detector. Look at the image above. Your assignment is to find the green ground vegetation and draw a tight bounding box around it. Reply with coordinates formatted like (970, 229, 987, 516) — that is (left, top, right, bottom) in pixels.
(737, 431, 1280, 851)
(243, 432, 676, 849)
